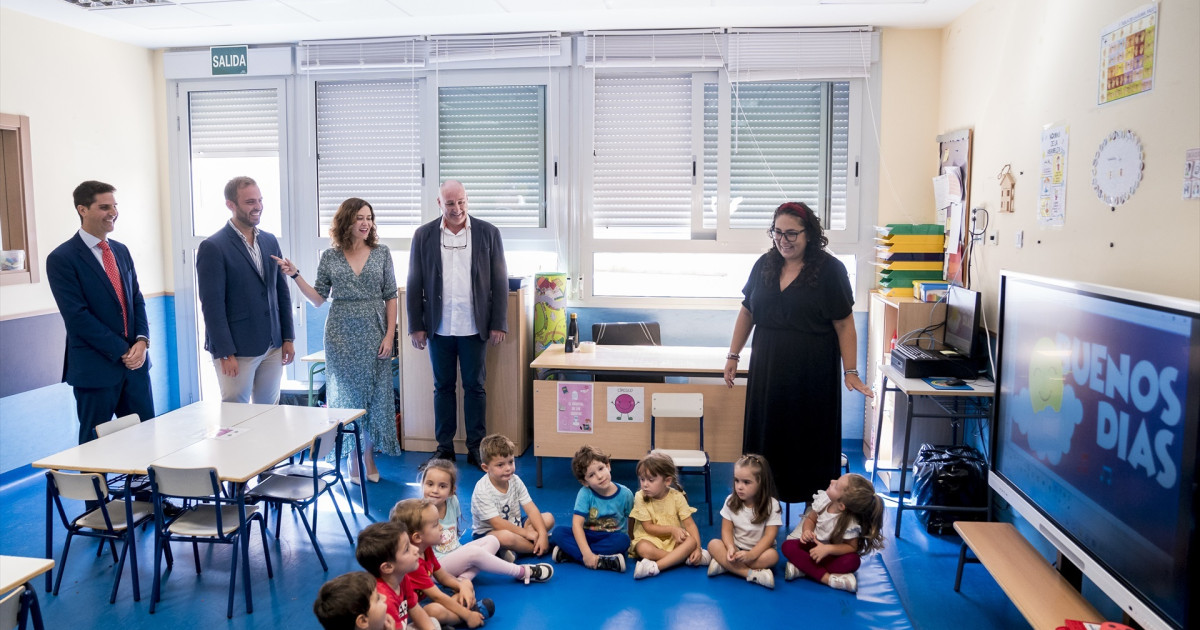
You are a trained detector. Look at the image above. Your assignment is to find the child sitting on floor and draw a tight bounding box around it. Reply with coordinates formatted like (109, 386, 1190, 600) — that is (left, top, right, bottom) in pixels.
(470, 433, 556, 558)
(548, 445, 633, 572)
(704, 453, 782, 589)
(313, 571, 394, 630)
(391, 498, 496, 629)
(354, 521, 436, 630)
(781, 472, 885, 592)
(628, 452, 706, 579)
(420, 458, 554, 584)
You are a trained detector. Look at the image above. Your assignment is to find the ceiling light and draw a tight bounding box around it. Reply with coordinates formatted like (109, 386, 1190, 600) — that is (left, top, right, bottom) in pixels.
(61, 0, 176, 9)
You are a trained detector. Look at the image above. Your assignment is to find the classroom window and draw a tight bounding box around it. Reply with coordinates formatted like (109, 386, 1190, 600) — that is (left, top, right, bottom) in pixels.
(315, 79, 424, 239)
(0, 113, 38, 285)
(187, 89, 282, 237)
(438, 84, 547, 229)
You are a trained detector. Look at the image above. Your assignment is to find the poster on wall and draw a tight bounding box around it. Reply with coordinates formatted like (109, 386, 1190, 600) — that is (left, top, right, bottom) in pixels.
(557, 383, 593, 434)
(1098, 3, 1158, 105)
(1038, 124, 1069, 227)
(1184, 148, 1200, 200)
(607, 386, 644, 423)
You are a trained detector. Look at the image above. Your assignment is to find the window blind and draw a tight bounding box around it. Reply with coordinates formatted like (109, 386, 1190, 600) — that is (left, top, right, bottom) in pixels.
(583, 31, 725, 68)
(315, 80, 422, 232)
(188, 89, 278, 156)
(592, 74, 694, 235)
(726, 29, 877, 80)
(727, 82, 849, 231)
(438, 85, 545, 228)
(429, 33, 562, 64)
(299, 38, 426, 72)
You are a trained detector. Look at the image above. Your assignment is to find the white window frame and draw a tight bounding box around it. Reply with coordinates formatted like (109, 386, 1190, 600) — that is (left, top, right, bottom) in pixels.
(578, 68, 869, 307)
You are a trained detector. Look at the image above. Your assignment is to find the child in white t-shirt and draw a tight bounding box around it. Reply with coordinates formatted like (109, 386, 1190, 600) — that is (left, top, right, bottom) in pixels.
(781, 472, 885, 593)
(703, 453, 782, 589)
(469, 433, 555, 558)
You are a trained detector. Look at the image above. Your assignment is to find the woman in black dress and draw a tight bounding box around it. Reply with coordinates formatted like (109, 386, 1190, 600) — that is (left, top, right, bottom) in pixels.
(723, 202, 872, 504)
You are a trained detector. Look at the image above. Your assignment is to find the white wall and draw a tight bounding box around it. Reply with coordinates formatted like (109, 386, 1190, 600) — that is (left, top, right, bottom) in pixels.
(876, 28, 943, 226)
(0, 8, 168, 318)
(940, 0, 1200, 320)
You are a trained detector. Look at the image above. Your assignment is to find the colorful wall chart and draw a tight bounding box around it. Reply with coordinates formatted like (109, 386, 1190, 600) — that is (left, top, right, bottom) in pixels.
(1038, 125, 1069, 227)
(1098, 3, 1157, 105)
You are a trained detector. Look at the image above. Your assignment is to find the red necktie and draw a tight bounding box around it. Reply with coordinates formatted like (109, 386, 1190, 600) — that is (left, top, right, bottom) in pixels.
(98, 241, 129, 337)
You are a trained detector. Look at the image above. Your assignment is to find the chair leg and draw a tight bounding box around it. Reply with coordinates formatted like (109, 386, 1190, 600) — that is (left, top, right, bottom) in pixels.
(257, 517, 274, 579)
(107, 540, 119, 562)
(150, 536, 164, 613)
(109, 536, 130, 604)
(336, 474, 355, 515)
(704, 466, 713, 526)
(226, 536, 239, 619)
(127, 528, 142, 602)
(328, 489, 354, 546)
(192, 541, 201, 574)
(296, 506, 328, 571)
(274, 501, 283, 538)
(52, 531, 75, 596)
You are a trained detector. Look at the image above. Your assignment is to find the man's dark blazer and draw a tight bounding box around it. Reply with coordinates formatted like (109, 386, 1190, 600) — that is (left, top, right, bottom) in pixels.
(196, 223, 294, 359)
(46, 233, 151, 389)
(406, 216, 508, 341)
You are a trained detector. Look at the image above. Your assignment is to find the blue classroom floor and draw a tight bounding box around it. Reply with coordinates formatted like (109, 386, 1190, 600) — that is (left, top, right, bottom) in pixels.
(0, 441, 1028, 629)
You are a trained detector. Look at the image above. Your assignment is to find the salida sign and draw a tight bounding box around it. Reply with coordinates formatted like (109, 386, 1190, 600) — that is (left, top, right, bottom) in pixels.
(211, 46, 248, 75)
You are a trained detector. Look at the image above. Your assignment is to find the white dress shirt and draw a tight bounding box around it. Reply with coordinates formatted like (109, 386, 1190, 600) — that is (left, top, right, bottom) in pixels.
(437, 216, 478, 337)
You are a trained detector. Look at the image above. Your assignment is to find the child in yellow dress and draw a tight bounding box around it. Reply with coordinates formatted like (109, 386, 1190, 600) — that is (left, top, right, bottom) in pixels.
(628, 452, 706, 579)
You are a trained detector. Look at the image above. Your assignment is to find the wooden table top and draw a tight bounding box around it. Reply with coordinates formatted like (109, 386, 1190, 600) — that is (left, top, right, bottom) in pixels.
(0, 555, 54, 593)
(531, 344, 749, 376)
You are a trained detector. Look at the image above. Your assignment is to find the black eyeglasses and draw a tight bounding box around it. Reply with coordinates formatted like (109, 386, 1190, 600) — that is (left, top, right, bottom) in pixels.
(442, 226, 469, 250)
(767, 228, 805, 243)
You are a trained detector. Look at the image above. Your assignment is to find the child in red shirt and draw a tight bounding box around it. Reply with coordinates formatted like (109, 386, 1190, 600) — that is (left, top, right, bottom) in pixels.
(355, 521, 437, 630)
(391, 498, 495, 628)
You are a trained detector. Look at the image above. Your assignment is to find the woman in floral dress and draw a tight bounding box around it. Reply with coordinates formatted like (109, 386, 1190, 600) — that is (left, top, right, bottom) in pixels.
(274, 197, 399, 482)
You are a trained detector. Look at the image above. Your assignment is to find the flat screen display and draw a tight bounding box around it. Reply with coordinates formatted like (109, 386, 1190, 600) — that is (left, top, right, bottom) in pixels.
(944, 285, 981, 357)
(991, 272, 1198, 630)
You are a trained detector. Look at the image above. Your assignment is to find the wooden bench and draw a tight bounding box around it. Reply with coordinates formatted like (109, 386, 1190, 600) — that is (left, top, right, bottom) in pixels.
(953, 521, 1103, 630)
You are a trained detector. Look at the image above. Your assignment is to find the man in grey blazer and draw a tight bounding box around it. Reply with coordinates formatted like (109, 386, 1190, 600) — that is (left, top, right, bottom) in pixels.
(407, 180, 508, 466)
(196, 176, 295, 403)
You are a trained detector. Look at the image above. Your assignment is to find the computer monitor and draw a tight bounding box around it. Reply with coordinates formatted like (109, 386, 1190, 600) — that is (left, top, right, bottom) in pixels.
(943, 285, 981, 357)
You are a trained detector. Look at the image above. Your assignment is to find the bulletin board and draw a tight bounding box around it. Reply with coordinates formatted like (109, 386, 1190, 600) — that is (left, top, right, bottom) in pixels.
(937, 128, 973, 287)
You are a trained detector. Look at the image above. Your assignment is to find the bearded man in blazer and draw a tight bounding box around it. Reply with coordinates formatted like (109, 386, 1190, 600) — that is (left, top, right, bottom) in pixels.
(407, 179, 508, 466)
(47, 180, 154, 444)
(196, 176, 295, 403)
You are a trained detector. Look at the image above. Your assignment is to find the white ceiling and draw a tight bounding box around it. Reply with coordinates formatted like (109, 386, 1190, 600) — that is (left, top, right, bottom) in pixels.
(0, 0, 979, 49)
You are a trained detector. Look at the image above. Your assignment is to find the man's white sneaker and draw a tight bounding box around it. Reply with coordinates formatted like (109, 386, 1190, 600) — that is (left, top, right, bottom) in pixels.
(746, 568, 775, 590)
(828, 572, 858, 592)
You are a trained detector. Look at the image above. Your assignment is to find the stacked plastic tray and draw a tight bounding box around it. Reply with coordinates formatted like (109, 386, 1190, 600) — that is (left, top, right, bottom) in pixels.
(874, 224, 945, 297)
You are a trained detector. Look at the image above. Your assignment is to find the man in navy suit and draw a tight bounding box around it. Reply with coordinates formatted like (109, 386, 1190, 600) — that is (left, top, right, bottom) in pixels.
(407, 180, 508, 466)
(196, 176, 295, 403)
(47, 181, 154, 445)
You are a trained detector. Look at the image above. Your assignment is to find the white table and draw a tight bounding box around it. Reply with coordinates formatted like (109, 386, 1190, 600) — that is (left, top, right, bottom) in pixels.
(0, 555, 53, 630)
(31, 402, 363, 603)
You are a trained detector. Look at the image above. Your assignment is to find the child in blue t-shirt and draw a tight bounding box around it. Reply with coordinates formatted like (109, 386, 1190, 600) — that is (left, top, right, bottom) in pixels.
(548, 445, 633, 572)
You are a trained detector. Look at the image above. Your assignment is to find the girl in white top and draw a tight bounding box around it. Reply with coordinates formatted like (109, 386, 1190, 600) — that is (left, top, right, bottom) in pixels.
(781, 472, 885, 593)
(702, 454, 782, 589)
(417, 459, 553, 585)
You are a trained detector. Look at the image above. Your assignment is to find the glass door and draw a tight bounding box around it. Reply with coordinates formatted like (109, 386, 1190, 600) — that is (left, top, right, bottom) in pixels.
(169, 79, 291, 404)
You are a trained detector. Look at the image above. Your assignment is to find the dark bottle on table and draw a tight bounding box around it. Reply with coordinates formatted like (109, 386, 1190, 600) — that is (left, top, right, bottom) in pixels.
(565, 312, 578, 353)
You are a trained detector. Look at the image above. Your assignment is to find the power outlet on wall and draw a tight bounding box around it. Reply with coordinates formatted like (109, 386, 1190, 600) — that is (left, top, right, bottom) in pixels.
(988, 229, 999, 245)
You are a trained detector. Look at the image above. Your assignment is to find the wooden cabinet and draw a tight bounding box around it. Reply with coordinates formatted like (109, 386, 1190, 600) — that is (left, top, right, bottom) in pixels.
(398, 290, 532, 455)
(862, 292, 954, 487)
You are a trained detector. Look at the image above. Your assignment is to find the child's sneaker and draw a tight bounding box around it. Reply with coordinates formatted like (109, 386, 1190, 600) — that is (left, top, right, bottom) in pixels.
(689, 548, 712, 567)
(595, 554, 625, 573)
(706, 558, 727, 577)
(499, 549, 517, 563)
(473, 597, 496, 619)
(551, 545, 570, 563)
(828, 572, 857, 592)
(746, 568, 775, 590)
(784, 562, 801, 581)
(633, 558, 660, 579)
(520, 563, 554, 584)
